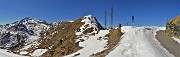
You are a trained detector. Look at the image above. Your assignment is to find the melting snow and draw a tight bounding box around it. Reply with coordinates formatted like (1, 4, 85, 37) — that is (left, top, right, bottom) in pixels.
(32, 49, 48, 57)
(0, 49, 27, 57)
(75, 14, 100, 35)
(172, 37, 180, 44)
(67, 20, 74, 22)
(65, 30, 109, 57)
(20, 51, 28, 55)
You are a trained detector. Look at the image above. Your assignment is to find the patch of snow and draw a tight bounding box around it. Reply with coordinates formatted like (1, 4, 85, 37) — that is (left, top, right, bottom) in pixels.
(106, 26, 174, 57)
(0, 49, 27, 57)
(32, 49, 48, 57)
(65, 30, 109, 57)
(27, 35, 40, 42)
(21, 44, 32, 50)
(21, 41, 40, 50)
(20, 51, 28, 55)
(48, 45, 53, 49)
(67, 20, 74, 22)
(51, 31, 58, 36)
(75, 14, 100, 35)
(75, 32, 82, 35)
(172, 37, 180, 44)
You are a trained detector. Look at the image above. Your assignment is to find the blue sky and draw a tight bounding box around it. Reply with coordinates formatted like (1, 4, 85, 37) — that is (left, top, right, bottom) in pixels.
(0, 0, 179, 27)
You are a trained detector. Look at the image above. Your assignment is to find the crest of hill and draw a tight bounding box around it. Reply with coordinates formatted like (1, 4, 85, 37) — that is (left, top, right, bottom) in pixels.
(37, 14, 105, 57)
(171, 16, 180, 24)
(166, 16, 180, 38)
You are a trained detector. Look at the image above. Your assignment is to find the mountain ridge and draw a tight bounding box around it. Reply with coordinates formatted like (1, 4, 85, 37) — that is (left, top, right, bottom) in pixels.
(0, 14, 111, 57)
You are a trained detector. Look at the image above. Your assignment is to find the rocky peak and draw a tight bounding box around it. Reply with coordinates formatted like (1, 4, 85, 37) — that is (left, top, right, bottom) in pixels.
(76, 14, 104, 35)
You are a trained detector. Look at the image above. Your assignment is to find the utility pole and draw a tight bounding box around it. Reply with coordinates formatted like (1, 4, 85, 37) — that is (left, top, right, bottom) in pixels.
(104, 10, 107, 29)
(132, 16, 134, 27)
(110, 6, 114, 29)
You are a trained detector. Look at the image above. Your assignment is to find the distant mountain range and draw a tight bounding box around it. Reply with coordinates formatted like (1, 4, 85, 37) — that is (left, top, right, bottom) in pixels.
(0, 17, 50, 48)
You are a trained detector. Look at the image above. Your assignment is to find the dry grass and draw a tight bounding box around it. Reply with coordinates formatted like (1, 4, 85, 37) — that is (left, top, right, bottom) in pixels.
(7, 16, 114, 57)
(82, 27, 94, 34)
(166, 16, 180, 39)
(30, 17, 85, 57)
(171, 16, 180, 24)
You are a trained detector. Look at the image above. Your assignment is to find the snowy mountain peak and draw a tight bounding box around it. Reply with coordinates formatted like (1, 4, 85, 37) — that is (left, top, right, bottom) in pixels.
(19, 17, 48, 25)
(82, 14, 97, 24)
(75, 14, 104, 35)
(0, 17, 50, 48)
(18, 17, 50, 33)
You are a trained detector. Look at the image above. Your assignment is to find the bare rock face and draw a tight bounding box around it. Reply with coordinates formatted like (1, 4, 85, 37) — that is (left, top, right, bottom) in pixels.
(166, 16, 180, 38)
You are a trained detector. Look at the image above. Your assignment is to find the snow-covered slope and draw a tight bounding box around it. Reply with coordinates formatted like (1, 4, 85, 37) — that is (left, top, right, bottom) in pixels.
(0, 49, 27, 57)
(32, 49, 48, 57)
(0, 17, 50, 56)
(65, 14, 107, 57)
(65, 26, 174, 57)
(106, 26, 174, 57)
(65, 30, 109, 57)
(0, 17, 50, 49)
(75, 14, 104, 35)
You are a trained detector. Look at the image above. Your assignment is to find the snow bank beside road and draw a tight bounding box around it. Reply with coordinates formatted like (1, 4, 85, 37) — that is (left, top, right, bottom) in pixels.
(172, 37, 180, 44)
(106, 26, 174, 57)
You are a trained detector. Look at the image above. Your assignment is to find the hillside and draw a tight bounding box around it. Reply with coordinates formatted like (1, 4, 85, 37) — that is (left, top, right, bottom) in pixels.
(166, 16, 180, 39)
(0, 25, 176, 57)
(0, 14, 122, 57)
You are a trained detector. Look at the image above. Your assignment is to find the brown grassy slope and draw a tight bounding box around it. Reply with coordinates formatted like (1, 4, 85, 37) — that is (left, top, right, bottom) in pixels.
(166, 16, 180, 38)
(92, 28, 123, 57)
(37, 18, 84, 57)
(171, 16, 180, 24)
(156, 30, 180, 57)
